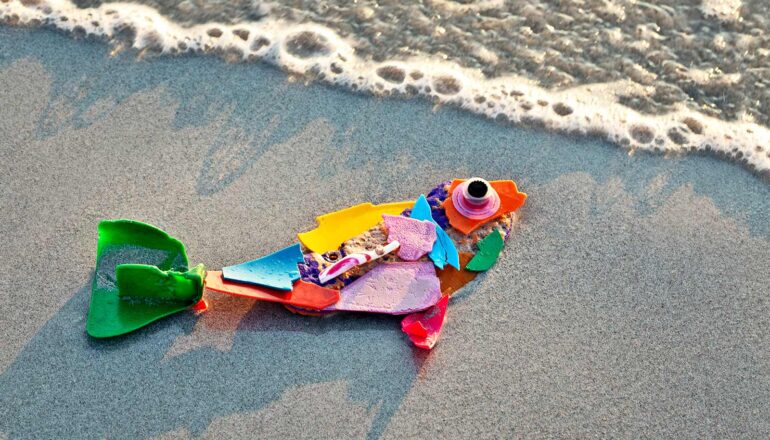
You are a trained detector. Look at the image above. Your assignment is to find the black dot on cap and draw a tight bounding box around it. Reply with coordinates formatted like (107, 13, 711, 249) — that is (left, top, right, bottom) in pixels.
(467, 180, 488, 198)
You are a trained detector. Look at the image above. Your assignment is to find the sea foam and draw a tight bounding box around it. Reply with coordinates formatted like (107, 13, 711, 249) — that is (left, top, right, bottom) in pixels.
(2, 0, 769, 176)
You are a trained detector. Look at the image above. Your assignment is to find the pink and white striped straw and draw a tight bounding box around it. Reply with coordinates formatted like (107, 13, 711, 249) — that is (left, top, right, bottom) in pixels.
(318, 241, 400, 284)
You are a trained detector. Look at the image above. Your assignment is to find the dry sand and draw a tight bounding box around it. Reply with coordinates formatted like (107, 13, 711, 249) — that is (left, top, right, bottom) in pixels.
(1, 26, 770, 439)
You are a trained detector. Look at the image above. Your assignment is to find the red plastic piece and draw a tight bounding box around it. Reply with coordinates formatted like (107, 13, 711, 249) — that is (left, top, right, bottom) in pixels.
(205, 271, 340, 310)
(443, 179, 527, 234)
(191, 299, 208, 312)
(400, 296, 449, 350)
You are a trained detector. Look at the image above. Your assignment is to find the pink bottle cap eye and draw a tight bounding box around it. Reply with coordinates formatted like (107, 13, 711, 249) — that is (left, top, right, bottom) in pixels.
(451, 178, 500, 220)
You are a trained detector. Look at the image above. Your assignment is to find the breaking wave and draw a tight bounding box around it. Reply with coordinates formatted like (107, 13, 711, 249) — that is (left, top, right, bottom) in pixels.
(2, 0, 769, 175)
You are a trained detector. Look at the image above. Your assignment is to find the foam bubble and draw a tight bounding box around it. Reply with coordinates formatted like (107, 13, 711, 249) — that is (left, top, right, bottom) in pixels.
(433, 76, 461, 95)
(630, 125, 655, 144)
(552, 103, 573, 117)
(376, 66, 405, 84)
(284, 31, 330, 58)
(2, 0, 769, 175)
(232, 28, 248, 41)
(700, 0, 743, 23)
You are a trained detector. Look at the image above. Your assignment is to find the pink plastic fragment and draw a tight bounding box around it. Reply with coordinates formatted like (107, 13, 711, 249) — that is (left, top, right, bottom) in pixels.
(318, 241, 400, 284)
(323, 262, 441, 314)
(401, 295, 449, 349)
(382, 214, 437, 261)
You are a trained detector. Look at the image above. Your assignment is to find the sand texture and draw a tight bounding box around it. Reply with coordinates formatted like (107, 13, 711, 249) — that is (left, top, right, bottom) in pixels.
(1, 27, 770, 440)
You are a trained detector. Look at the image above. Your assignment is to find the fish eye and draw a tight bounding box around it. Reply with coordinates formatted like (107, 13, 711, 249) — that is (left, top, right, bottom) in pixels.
(467, 179, 489, 199)
(452, 177, 501, 220)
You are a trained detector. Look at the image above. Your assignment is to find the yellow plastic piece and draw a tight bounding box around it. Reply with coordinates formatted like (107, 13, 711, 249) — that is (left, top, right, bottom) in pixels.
(298, 201, 414, 254)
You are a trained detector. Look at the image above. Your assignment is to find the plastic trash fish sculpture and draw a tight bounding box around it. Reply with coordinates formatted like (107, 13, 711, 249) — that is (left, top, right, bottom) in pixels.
(87, 178, 527, 349)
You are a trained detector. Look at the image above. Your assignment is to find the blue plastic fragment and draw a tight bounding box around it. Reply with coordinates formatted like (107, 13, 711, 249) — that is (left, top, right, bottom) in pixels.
(410, 195, 460, 270)
(222, 243, 304, 291)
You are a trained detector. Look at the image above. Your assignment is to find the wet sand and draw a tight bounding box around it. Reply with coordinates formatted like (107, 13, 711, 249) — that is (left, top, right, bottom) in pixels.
(1, 26, 770, 439)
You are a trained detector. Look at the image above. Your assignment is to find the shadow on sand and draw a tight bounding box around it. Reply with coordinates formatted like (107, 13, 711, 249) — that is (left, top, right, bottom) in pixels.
(0, 277, 431, 439)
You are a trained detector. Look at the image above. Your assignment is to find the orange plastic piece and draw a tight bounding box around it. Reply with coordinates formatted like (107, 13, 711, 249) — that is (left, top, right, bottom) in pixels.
(443, 179, 527, 234)
(205, 271, 340, 310)
(437, 252, 478, 296)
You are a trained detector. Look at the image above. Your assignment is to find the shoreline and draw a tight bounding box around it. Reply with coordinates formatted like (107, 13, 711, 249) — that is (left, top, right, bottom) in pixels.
(3, 0, 770, 175)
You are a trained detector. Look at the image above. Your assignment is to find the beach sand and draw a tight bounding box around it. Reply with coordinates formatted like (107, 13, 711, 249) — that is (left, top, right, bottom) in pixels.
(1, 26, 770, 439)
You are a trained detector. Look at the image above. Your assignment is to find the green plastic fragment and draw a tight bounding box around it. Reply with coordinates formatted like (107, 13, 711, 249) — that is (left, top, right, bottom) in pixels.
(95, 218, 189, 271)
(86, 219, 203, 338)
(465, 229, 504, 272)
(117, 264, 205, 303)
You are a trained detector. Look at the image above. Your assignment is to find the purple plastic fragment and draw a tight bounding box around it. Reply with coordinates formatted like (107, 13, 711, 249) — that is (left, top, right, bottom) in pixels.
(402, 181, 451, 230)
(298, 254, 323, 285)
(321, 262, 441, 314)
